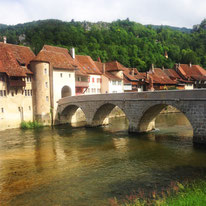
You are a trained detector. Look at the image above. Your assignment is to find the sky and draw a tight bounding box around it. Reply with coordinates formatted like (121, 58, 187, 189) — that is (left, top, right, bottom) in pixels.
(0, 0, 206, 28)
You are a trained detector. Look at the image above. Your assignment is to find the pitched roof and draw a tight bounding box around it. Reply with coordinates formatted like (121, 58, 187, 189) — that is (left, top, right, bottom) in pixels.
(0, 43, 30, 77)
(178, 64, 206, 80)
(105, 61, 125, 72)
(148, 68, 176, 85)
(76, 55, 102, 75)
(123, 68, 138, 81)
(0, 42, 35, 66)
(103, 72, 122, 80)
(164, 69, 192, 83)
(33, 50, 77, 70)
(42, 45, 80, 68)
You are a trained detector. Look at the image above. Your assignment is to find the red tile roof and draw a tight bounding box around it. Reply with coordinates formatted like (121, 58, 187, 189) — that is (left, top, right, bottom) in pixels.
(103, 72, 122, 80)
(178, 64, 206, 80)
(0, 43, 30, 77)
(123, 68, 138, 81)
(164, 69, 192, 83)
(105, 61, 125, 72)
(76, 55, 102, 75)
(33, 50, 77, 70)
(148, 68, 176, 85)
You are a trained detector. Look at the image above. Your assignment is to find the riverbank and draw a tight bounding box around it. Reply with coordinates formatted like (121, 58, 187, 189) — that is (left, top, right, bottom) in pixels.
(111, 178, 206, 206)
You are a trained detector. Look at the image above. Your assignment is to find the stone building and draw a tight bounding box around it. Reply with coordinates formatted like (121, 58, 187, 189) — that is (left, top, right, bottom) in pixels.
(30, 45, 77, 124)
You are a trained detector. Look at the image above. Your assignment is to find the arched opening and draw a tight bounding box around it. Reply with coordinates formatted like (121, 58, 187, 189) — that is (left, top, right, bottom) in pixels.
(61, 86, 72, 98)
(92, 103, 128, 129)
(138, 104, 193, 137)
(60, 105, 86, 127)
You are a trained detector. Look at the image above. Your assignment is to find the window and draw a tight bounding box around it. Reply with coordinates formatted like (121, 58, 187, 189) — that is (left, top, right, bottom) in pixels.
(97, 78, 101, 83)
(11, 91, 14, 97)
(69, 74, 71, 78)
(29, 106, 31, 110)
(91, 88, 96, 93)
(92, 78, 95, 83)
(87, 88, 90, 93)
(112, 81, 116, 85)
(0, 90, 6, 97)
(31, 90, 32, 96)
(45, 82, 48, 88)
(0, 76, 4, 81)
(77, 77, 81, 81)
(26, 77, 31, 82)
(44, 68, 47, 75)
(46, 96, 49, 102)
(88, 77, 90, 82)
(60, 73, 63, 78)
(25, 90, 27, 96)
(18, 107, 21, 112)
(97, 88, 101, 93)
(118, 81, 121, 85)
(28, 90, 30, 96)
(1, 108, 4, 113)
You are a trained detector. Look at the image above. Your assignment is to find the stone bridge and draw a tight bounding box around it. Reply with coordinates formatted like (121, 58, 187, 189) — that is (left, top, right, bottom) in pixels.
(57, 89, 206, 144)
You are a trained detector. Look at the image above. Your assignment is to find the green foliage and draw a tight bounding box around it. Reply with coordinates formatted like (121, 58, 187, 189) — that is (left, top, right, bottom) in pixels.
(111, 179, 206, 206)
(1, 19, 206, 71)
(20, 121, 43, 129)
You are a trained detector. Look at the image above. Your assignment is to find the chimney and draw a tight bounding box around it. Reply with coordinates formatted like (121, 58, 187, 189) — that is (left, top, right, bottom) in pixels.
(70, 48, 75, 59)
(97, 57, 101, 63)
(146, 72, 149, 79)
(3, 36, 6, 44)
(151, 64, 154, 73)
(162, 66, 165, 70)
(189, 62, 192, 68)
(102, 63, 106, 74)
(131, 68, 134, 76)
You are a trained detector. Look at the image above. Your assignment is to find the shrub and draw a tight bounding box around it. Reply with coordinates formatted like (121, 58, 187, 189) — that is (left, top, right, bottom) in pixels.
(20, 121, 43, 129)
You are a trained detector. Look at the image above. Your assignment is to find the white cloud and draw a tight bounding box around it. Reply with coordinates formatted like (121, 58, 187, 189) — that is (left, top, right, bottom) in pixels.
(0, 0, 205, 27)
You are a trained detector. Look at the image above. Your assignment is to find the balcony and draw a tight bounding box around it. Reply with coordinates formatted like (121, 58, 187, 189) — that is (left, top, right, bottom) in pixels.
(75, 81, 89, 88)
(9, 79, 26, 87)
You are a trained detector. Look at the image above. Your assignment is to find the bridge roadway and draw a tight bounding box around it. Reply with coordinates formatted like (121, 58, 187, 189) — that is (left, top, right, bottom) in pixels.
(57, 89, 206, 144)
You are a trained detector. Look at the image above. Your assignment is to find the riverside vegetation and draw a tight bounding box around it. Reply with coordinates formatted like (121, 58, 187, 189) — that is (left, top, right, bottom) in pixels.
(110, 179, 206, 206)
(20, 121, 43, 129)
(0, 19, 206, 71)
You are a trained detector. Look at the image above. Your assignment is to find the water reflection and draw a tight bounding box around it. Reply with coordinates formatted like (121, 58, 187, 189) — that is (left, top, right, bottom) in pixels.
(0, 113, 205, 206)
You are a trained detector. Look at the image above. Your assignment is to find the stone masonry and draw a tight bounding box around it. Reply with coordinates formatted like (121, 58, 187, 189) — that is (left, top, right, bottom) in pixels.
(57, 89, 206, 144)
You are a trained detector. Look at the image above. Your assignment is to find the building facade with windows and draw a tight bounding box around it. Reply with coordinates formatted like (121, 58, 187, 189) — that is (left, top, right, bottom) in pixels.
(0, 42, 35, 130)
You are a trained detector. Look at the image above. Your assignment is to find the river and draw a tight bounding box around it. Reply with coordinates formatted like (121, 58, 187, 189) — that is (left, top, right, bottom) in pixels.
(0, 113, 206, 205)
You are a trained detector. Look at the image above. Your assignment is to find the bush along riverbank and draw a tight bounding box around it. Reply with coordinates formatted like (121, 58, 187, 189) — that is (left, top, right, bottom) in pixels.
(20, 121, 44, 129)
(110, 179, 206, 206)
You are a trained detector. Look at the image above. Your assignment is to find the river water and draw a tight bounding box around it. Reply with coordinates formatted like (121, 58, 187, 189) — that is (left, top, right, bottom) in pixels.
(0, 113, 206, 205)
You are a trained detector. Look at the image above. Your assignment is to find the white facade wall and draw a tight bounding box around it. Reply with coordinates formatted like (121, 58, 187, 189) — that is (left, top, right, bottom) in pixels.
(137, 85, 144, 92)
(109, 80, 124, 93)
(184, 84, 194, 90)
(85, 75, 101, 94)
(124, 84, 132, 91)
(53, 69, 75, 111)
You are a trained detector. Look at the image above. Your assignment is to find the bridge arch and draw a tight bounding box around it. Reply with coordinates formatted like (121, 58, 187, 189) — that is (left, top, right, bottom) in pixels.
(137, 103, 193, 134)
(59, 104, 86, 125)
(61, 86, 72, 98)
(91, 103, 128, 127)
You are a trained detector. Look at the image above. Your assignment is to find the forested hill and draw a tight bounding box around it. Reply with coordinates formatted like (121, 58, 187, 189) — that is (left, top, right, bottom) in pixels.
(0, 19, 206, 71)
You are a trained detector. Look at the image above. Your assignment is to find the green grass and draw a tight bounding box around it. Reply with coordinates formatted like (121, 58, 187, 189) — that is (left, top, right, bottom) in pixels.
(20, 121, 43, 129)
(110, 180, 206, 206)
